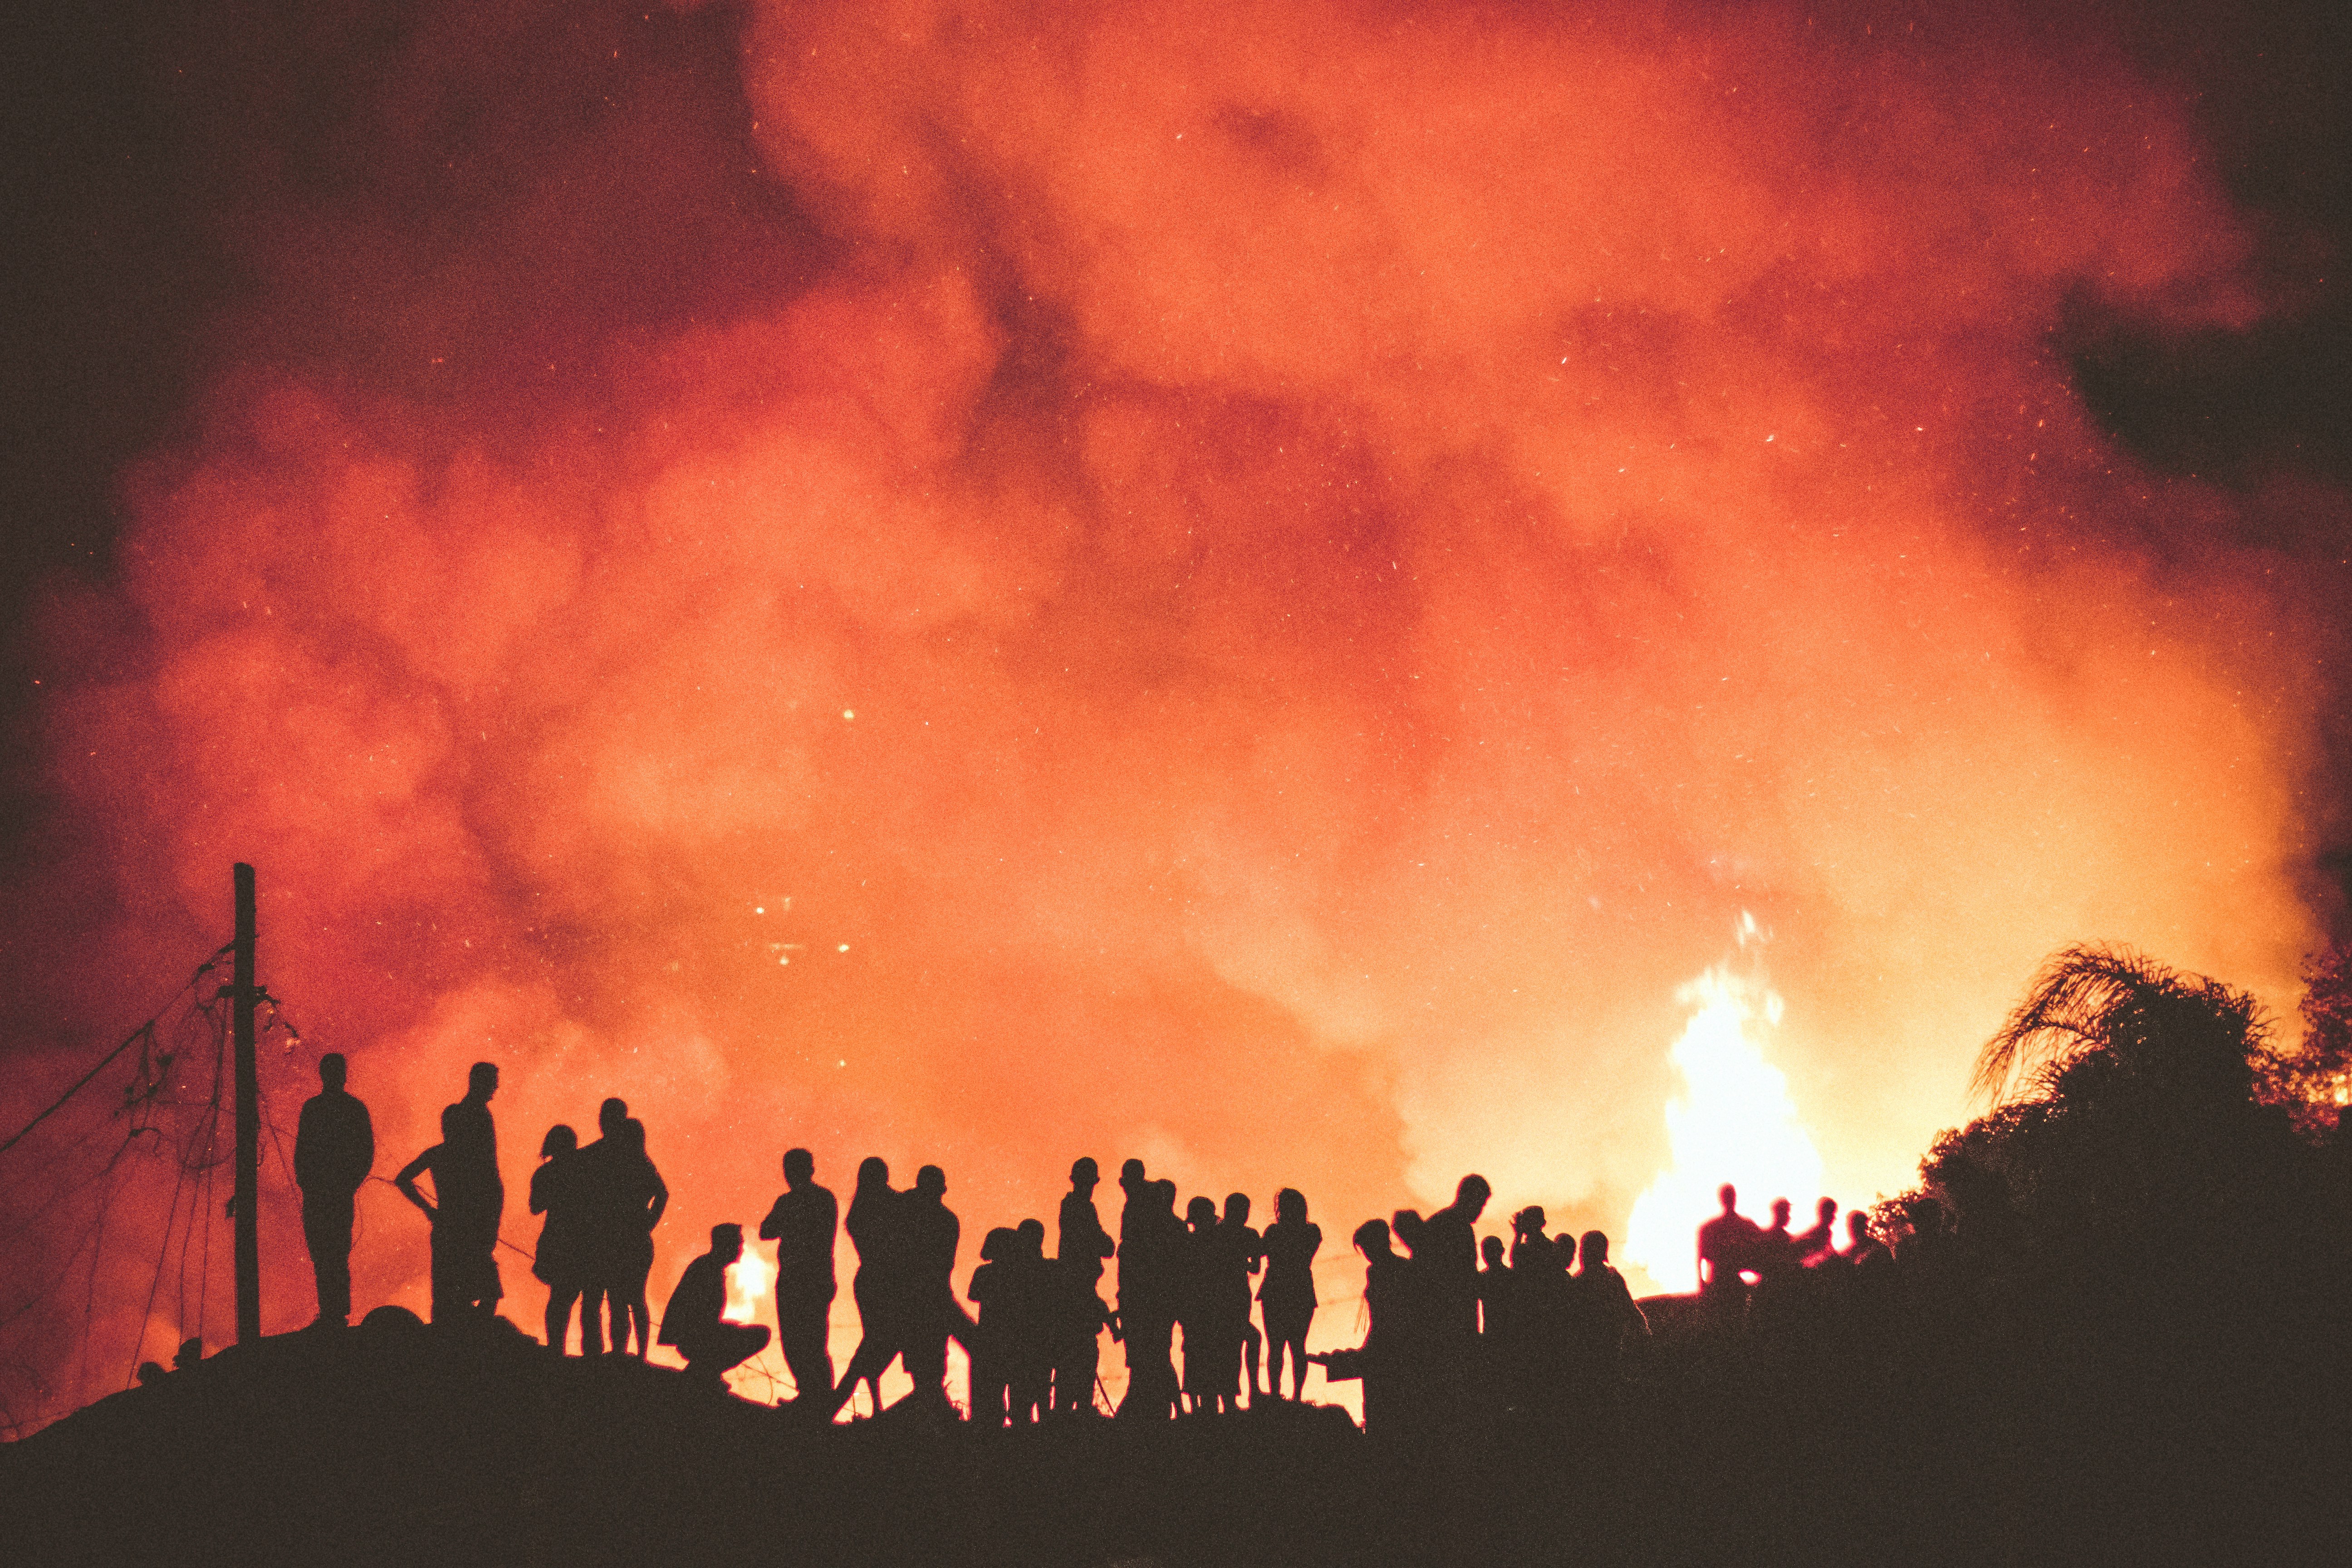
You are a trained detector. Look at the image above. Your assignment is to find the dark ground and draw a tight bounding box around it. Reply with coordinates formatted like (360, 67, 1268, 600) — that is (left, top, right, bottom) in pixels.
(5, 1305, 2343, 1568)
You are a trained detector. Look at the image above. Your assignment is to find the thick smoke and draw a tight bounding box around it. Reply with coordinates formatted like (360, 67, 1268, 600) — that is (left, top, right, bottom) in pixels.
(3, 0, 2337, 1417)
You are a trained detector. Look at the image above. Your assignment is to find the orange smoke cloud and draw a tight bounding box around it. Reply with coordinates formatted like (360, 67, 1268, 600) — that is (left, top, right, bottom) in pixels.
(3, 0, 2337, 1421)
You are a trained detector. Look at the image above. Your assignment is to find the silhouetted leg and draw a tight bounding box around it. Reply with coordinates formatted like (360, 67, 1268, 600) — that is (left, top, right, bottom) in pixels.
(830, 1328, 900, 1418)
(776, 1290, 833, 1405)
(546, 1280, 582, 1353)
(302, 1191, 355, 1324)
(428, 1229, 460, 1324)
(684, 1323, 770, 1387)
(575, 1284, 607, 1356)
(903, 1322, 949, 1406)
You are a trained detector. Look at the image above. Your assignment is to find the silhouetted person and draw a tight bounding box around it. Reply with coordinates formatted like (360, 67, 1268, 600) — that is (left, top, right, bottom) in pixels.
(1569, 1230, 1647, 1396)
(572, 1098, 629, 1354)
(1117, 1174, 1183, 1420)
(758, 1147, 838, 1408)
(897, 1164, 961, 1410)
(1832, 1207, 1896, 1329)
(1509, 1211, 1574, 1416)
(1176, 1195, 1232, 1413)
(1697, 1183, 1759, 1329)
(607, 1117, 668, 1357)
(1050, 1250, 1118, 1416)
(832, 1156, 903, 1417)
(1219, 1193, 1265, 1402)
(661, 1224, 770, 1389)
(1843, 1209, 1892, 1272)
(1479, 1235, 1512, 1329)
(1795, 1197, 1839, 1264)
(967, 1226, 1020, 1426)
(1259, 1187, 1320, 1401)
(1755, 1197, 1800, 1279)
(294, 1053, 373, 1328)
(1424, 1176, 1490, 1342)
(531, 1124, 592, 1353)
(1415, 1174, 1489, 1426)
(1006, 1217, 1054, 1422)
(1352, 1218, 1415, 1437)
(1058, 1157, 1115, 1281)
(394, 1063, 503, 1323)
(1750, 1196, 1805, 1338)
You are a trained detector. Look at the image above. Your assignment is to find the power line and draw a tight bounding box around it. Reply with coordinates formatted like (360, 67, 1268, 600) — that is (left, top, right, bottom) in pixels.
(0, 944, 232, 1163)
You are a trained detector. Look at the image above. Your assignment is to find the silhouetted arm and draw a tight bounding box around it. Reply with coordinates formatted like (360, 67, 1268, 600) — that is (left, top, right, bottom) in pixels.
(643, 1163, 670, 1231)
(757, 1196, 789, 1242)
(394, 1146, 441, 1220)
(294, 1101, 321, 1193)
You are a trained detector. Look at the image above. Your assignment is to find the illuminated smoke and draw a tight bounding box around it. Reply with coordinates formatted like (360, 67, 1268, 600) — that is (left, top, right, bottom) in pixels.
(2, 0, 2337, 1421)
(1621, 914, 1825, 1295)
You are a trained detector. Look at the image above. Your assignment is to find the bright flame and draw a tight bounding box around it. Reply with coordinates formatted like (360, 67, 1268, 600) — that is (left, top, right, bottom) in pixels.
(723, 1248, 773, 1325)
(1621, 916, 1825, 1294)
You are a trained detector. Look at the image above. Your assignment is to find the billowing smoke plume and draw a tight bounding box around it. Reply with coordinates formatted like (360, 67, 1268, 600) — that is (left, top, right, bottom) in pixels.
(3, 0, 2337, 1418)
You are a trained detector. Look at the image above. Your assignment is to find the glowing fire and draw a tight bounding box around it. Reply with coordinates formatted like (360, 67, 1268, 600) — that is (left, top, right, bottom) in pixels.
(723, 1247, 773, 1325)
(1621, 914, 1825, 1295)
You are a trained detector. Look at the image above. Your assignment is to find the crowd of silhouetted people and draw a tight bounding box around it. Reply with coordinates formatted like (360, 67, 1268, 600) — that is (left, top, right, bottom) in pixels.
(290, 1057, 1923, 1432)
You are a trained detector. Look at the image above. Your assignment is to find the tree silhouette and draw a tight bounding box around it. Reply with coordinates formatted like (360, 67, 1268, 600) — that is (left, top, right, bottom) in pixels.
(1912, 943, 2336, 1360)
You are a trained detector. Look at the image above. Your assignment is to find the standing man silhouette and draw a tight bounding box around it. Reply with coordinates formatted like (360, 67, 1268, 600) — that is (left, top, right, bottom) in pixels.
(897, 1164, 961, 1411)
(293, 1053, 373, 1328)
(1698, 1183, 1759, 1331)
(397, 1062, 504, 1322)
(759, 1147, 838, 1408)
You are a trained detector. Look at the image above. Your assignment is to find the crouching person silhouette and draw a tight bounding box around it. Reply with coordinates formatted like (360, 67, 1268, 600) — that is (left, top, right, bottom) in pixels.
(661, 1224, 770, 1390)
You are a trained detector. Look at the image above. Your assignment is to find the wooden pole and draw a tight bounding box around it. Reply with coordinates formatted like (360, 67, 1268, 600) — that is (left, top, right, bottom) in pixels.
(233, 862, 260, 1346)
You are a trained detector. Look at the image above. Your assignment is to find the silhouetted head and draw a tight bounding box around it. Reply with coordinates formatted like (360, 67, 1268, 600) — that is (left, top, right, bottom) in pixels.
(1481, 1235, 1505, 1268)
(1771, 1198, 1792, 1228)
(1455, 1175, 1491, 1219)
(1818, 1197, 1838, 1225)
(1070, 1157, 1098, 1191)
(914, 1164, 946, 1199)
(1513, 1205, 1547, 1237)
(540, 1124, 577, 1160)
(1580, 1231, 1610, 1268)
(981, 1227, 1013, 1262)
(600, 1098, 628, 1135)
(1016, 1218, 1045, 1257)
(441, 1105, 464, 1140)
(1847, 1211, 1874, 1245)
(622, 1117, 646, 1154)
(1275, 1188, 1306, 1225)
(1223, 1192, 1250, 1226)
(1121, 1158, 1146, 1190)
(318, 1054, 347, 1092)
(711, 1223, 743, 1263)
(1151, 1178, 1176, 1213)
(857, 1156, 890, 1192)
(1392, 1209, 1425, 1252)
(1353, 1220, 1393, 1259)
(784, 1148, 814, 1187)
(1719, 1184, 1739, 1214)
(467, 1062, 498, 1101)
(1187, 1195, 1218, 1231)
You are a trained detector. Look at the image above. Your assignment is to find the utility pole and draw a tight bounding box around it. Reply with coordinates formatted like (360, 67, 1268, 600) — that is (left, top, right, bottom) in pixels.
(233, 862, 260, 1346)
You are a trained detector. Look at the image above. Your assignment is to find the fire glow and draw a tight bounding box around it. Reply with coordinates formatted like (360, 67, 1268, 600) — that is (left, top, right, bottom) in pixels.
(1, 0, 2335, 1422)
(1622, 916, 1827, 1297)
